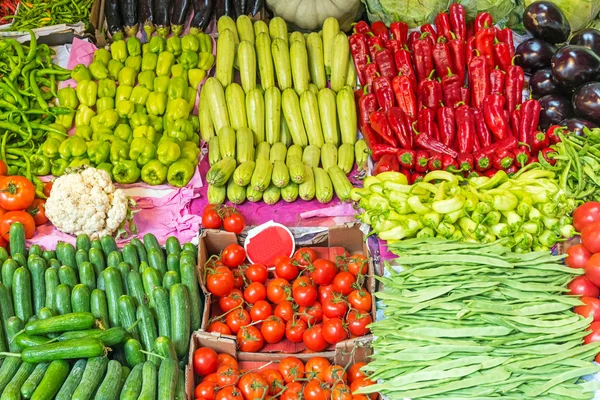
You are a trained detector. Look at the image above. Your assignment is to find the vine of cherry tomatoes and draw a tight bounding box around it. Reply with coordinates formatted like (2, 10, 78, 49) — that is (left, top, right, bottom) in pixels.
(202, 204, 246, 234)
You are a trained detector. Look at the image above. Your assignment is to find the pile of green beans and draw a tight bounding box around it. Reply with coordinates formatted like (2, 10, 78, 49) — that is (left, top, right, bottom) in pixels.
(358, 238, 600, 399)
(7, 0, 94, 31)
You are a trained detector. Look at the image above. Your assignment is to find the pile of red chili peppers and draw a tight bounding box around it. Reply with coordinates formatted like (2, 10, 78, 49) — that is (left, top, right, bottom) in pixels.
(0, 0, 17, 24)
(351, 6, 549, 182)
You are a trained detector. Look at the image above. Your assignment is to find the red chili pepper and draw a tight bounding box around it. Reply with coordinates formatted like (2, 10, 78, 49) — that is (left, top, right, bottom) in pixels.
(514, 147, 530, 167)
(349, 34, 369, 86)
(473, 108, 492, 147)
(435, 12, 454, 42)
(474, 151, 492, 171)
(414, 122, 459, 158)
(496, 28, 514, 54)
(363, 61, 379, 86)
(493, 148, 515, 170)
(448, 34, 466, 83)
(531, 131, 549, 153)
(547, 125, 565, 144)
(505, 63, 525, 112)
(428, 152, 443, 170)
(367, 36, 385, 62)
(465, 170, 481, 178)
(421, 24, 438, 41)
(372, 76, 395, 111)
(466, 37, 476, 66)
(371, 21, 390, 42)
(457, 153, 474, 171)
(483, 94, 511, 141)
(387, 107, 414, 150)
(474, 136, 519, 170)
(418, 71, 442, 113)
(433, 37, 454, 77)
(390, 21, 409, 45)
(519, 99, 541, 147)
(483, 168, 499, 178)
(392, 75, 418, 120)
(530, 156, 539, 164)
(449, 3, 467, 42)
(417, 108, 440, 140)
(370, 111, 398, 147)
(475, 27, 495, 70)
(384, 39, 403, 54)
(489, 68, 506, 94)
(442, 154, 461, 172)
(408, 31, 420, 52)
(437, 105, 456, 147)
(455, 104, 476, 153)
(358, 87, 378, 128)
(352, 21, 372, 35)
(469, 55, 489, 110)
(460, 87, 470, 106)
(411, 172, 425, 183)
(505, 165, 519, 175)
(360, 124, 380, 149)
(371, 144, 399, 161)
(472, 129, 482, 151)
(493, 40, 512, 72)
(511, 108, 521, 140)
(441, 69, 462, 108)
(540, 147, 557, 166)
(397, 149, 416, 169)
(373, 154, 400, 175)
(393, 49, 418, 91)
(475, 12, 493, 31)
(375, 47, 397, 80)
(414, 33, 435, 83)
(415, 150, 430, 172)
(466, 21, 476, 39)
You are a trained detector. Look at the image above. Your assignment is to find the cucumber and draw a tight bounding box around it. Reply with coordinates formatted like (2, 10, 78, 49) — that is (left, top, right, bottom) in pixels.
(78, 262, 96, 291)
(12, 253, 26, 267)
(170, 284, 190, 359)
(37, 307, 55, 320)
(58, 243, 76, 270)
(136, 304, 159, 365)
(91, 289, 110, 329)
(71, 355, 108, 400)
(154, 336, 178, 362)
(1, 361, 35, 400)
(31, 360, 69, 400)
(157, 358, 178, 400)
(143, 233, 161, 255)
(166, 254, 180, 275)
(175, 368, 185, 399)
(179, 250, 195, 266)
(0, 248, 9, 264)
(21, 338, 105, 363)
(71, 285, 91, 313)
(142, 267, 161, 306)
(118, 365, 130, 394)
(47, 259, 61, 270)
(20, 361, 49, 399)
(58, 266, 77, 288)
(127, 270, 147, 307)
(107, 251, 123, 269)
(130, 238, 148, 264)
(122, 244, 140, 271)
(162, 271, 180, 291)
(15, 334, 51, 349)
(138, 362, 157, 400)
(9, 223, 27, 257)
(118, 262, 131, 294)
(55, 359, 86, 400)
(182, 243, 196, 258)
(148, 249, 167, 278)
(75, 249, 89, 270)
(75, 234, 91, 252)
(54, 284, 72, 315)
(41, 251, 56, 263)
(118, 295, 139, 340)
(13, 267, 33, 321)
(0, 357, 22, 394)
(119, 363, 143, 400)
(88, 248, 106, 278)
(0, 282, 15, 339)
(103, 267, 125, 328)
(57, 326, 129, 346)
(180, 261, 202, 331)
(0, 310, 6, 352)
(43, 268, 59, 312)
(124, 338, 146, 368)
(28, 258, 46, 315)
(6, 316, 23, 352)
(100, 235, 118, 256)
(152, 287, 171, 339)
(2, 259, 19, 292)
(90, 239, 103, 252)
(94, 360, 122, 400)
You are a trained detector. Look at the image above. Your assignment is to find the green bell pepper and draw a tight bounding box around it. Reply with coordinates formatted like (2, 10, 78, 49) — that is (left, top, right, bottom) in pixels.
(167, 159, 195, 187)
(111, 40, 128, 63)
(149, 115, 164, 134)
(90, 115, 100, 133)
(166, 119, 193, 142)
(166, 98, 190, 120)
(76, 80, 97, 107)
(181, 34, 200, 53)
(41, 138, 61, 159)
(59, 136, 87, 159)
(198, 52, 215, 70)
(75, 105, 96, 126)
(75, 125, 93, 141)
(96, 97, 115, 114)
(71, 64, 92, 82)
(116, 100, 135, 118)
(130, 137, 157, 166)
(190, 132, 200, 146)
(94, 48, 112, 66)
(58, 86, 78, 109)
(110, 138, 130, 164)
(113, 161, 141, 184)
(179, 141, 200, 165)
(142, 43, 150, 54)
(98, 79, 117, 98)
(148, 36, 166, 53)
(89, 61, 109, 80)
(142, 52, 158, 72)
(87, 141, 110, 164)
(168, 77, 188, 100)
(138, 70, 155, 90)
(31, 154, 51, 176)
(96, 163, 113, 179)
(127, 37, 142, 57)
(55, 113, 74, 130)
(118, 67, 137, 87)
(157, 138, 181, 165)
(116, 85, 133, 101)
(185, 87, 197, 112)
(108, 59, 124, 79)
(141, 160, 168, 185)
(97, 109, 120, 130)
(114, 124, 133, 142)
(133, 125, 158, 143)
(93, 128, 113, 142)
(130, 112, 149, 129)
(125, 55, 142, 73)
(131, 86, 150, 106)
(188, 115, 200, 132)
(188, 68, 206, 90)
(147, 92, 167, 116)
(167, 35, 182, 56)
(179, 51, 198, 70)
(198, 33, 212, 53)
(156, 52, 175, 76)
(171, 64, 185, 78)
(154, 76, 170, 94)
(69, 158, 90, 168)
(51, 158, 69, 176)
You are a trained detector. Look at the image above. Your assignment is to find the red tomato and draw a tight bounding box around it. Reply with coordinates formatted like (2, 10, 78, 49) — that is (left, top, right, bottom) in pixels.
(294, 248, 317, 267)
(348, 363, 366, 384)
(219, 289, 244, 313)
(217, 353, 238, 369)
(568, 276, 600, 297)
(565, 244, 592, 269)
(237, 325, 264, 352)
(42, 182, 52, 198)
(238, 372, 268, 400)
(250, 300, 273, 322)
(303, 324, 329, 351)
(216, 365, 240, 386)
(267, 278, 291, 304)
(322, 295, 349, 319)
(207, 321, 232, 335)
(587, 322, 600, 344)
(574, 296, 600, 321)
(246, 263, 268, 283)
(206, 266, 235, 297)
(281, 382, 304, 400)
(586, 253, 600, 287)
(27, 199, 48, 226)
(304, 379, 331, 400)
(274, 300, 296, 322)
(299, 302, 323, 325)
(348, 289, 372, 312)
(216, 386, 244, 400)
(285, 318, 308, 343)
(324, 365, 347, 384)
(195, 381, 216, 400)
(305, 357, 330, 381)
(331, 383, 353, 400)
(193, 347, 219, 376)
(346, 254, 368, 277)
(226, 308, 251, 334)
(350, 377, 376, 400)
(244, 282, 267, 304)
(222, 244, 246, 268)
(276, 256, 300, 280)
(582, 222, 600, 253)
(318, 285, 334, 303)
(347, 310, 372, 336)
(574, 202, 600, 231)
(224, 212, 246, 234)
(203, 373, 219, 384)
(202, 205, 222, 229)
(232, 268, 244, 289)
(322, 318, 349, 344)
(262, 369, 285, 396)
(0, 161, 7, 176)
(0, 211, 36, 240)
(261, 316, 285, 343)
(332, 272, 356, 296)
(278, 357, 305, 383)
(293, 281, 318, 307)
(310, 259, 338, 285)
(0, 176, 35, 211)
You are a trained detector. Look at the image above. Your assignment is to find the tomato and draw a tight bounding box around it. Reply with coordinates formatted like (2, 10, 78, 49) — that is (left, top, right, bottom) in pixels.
(574, 202, 600, 231)
(203, 205, 223, 229)
(224, 212, 246, 234)
(281, 382, 304, 400)
(582, 221, 600, 253)
(244, 282, 267, 304)
(585, 321, 600, 345)
(27, 199, 48, 226)
(217, 365, 240, 386)
(238, 372, 268, 400)
(250, 300, 273, 322)
(285, 318, 308, 343)
(0, 176, 35, 211)
(216, 386, 244, 400)
(299, 302, 323, 325)
(585, 253, 600, 287)
(267, 278, 291, 304)
(304, 379, 331, 400)
(276, 257, 300, 280)
(331, 383, 352, 400)
(596, 352, 600, 364)
(195, 381, 216, 400)
(226, 308, 251, 334)
(233, 268, 244, 289)
(0, 161, 7, 176)
(332, 272, 356, 296)
(237, 325, 264, 352)
(274, 300, 296, 322)
(222, 244, 247, 268)
(207, 320, 232, 335)
(322, 318, 349, 344)
(262, 368, 285, 395)
(347, 363, 366, 384)
(324, 365, 347, 384)
(347, 310, 372, 336)
(310, 259, 338, 285)
(565, 244, 592, 269)
(305, 357, 330, 381)
(346, 254, 368, 277)
(246, 263, 268, 283)
(218, 353, 238, 369)
(294, 248, 317, 267)
(261, 316, 285, 344)
(574, 297, 600, 321)
(322, 296, 349, 319)
(318, 285, 334, 303)
(568, 276, 600, 297)
(203, 373, 219, 384)
(207, 266, 235, 297)
(303, 324, 329, 351)
(350, 377, 376, 400)
(193, 347, 219, 376)
(219, 289, 244, 313)
(348, 289, 372, 312)
(0, 211, 36, 240)
(293, 281, 318, 307)
(42, 182, 52, 198)
(278, 357, 305, 383)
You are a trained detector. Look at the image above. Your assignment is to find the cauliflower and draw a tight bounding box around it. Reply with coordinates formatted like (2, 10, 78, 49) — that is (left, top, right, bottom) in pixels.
(46, 167, 137, 240)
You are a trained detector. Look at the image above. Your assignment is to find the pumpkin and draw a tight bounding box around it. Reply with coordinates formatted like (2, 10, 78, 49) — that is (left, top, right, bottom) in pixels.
(266, 0, 363, 32)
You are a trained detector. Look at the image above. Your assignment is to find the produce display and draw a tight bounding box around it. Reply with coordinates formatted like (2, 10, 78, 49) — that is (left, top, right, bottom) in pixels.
(0, 0, 17, 25)
(4, 0, 94, 31)
(0, 226, 199, 398)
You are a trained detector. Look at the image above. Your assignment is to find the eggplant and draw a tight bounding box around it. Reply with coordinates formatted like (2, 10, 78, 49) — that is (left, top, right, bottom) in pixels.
(214, 0, 226, 19)
(529, 68, 563, 99)
(538, 94, 574, 130)
(120, 0, 139, 37)
(570, 29, 600, 57)
(190, 0, 214, 33)
(224, 0, 234, 17)
(105, 0, 124, 40)
(246, 0, 263, 16)
(559, 118, 598, 136)
(232, 0, 244, 18)
(515, 38, 556, 74)
(551, 45, 600, 89)
(573, 82, 600, 125)
(139, 0, 154, 38)
(523, 1, 570, 44)
(154, 0, 171, 37)
(171, 0, 192, 36)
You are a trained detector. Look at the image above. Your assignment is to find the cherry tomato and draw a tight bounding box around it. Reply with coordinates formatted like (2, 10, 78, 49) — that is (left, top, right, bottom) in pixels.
(346, 254, 368, 277)
(568, 276, 600, 297)
(195, 381, 216, 400)
(294, 248, 317, 267)
(565, 244, 592, 269)
(203, 205, 222, 229)
(218, 353, 239, 369)
(276, 256, 300, 280)
(348, 289, 372, 312)
(281, 382, 304, 400)
(348, 362, 367, 383)
(574, 202, 600, 231)
(222, 244, 246, 268)
(332, 272, 356, 296)
(274, 300, 296, 322)
(293, 281, 318, 307)
(232, 268, 244, 289)
(350, 377, 376, 400)
(42, 182, 52, 198)
(304, 379, 331, 400)
(244, 282, 267, 304)
(318, 285, 334, 303)
(217, 365, 240, 386)
(324, 365, 347, 384)
(347, 310, 372, 336)
(0, 176, 35, 211)
(262, 315, 285, 343)
(332, 383, 352, 400)
(203, 373, 219, 384)
(262, 369, 285, 396)
(305, 357, 330, 381)
(27, 199, 48, 226)
(206, 266, 235, 297)
(267, 278, 291, 304)
(237, 325, 265, 352)
(285, 318, 308, 343)
(574, 296, 600, 321)
(193, 347, 219, 376)
(246, 263, 268, 283)
(226, 308, 251, 334)
(585, 253, 600, 287)
(299, 302, 323, 325)
(278, 357, 305, 383)
(238, 372, 268, 400)
(216, 386, 244, 400)
(303, 324, 329, 351)
(0, 211, 36, 240)
(322, 318, 349, 344)
(219, 289, 244, 313)
(207, 320, 232, 335)
(250, 300, 273, 322)
(224, 212, 246, 234)
(311, 259, 338, 285)
(322, 295, 349, 319)
(0, 161, 7, 176)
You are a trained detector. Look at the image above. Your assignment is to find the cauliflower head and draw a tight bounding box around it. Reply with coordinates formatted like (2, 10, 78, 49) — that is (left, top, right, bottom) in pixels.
(46, 168, 133, 240)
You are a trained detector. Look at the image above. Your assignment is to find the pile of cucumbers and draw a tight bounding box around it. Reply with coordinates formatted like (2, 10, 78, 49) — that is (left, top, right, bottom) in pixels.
(201, 15, 365, 205)
(0, 222, 201, 399)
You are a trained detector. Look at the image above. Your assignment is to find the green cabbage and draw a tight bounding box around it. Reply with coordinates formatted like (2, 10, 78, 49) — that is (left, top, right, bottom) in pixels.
(524, 0, 600, 32)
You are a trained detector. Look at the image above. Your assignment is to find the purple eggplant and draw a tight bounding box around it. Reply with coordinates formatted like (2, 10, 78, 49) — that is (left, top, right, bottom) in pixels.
(139, 0, 154, 37)
(560, 118, 598, 136)
(105, 0, 124, 40)
(573, 82, 600, 125)
(154, 0, 171, 37)
(171, 0, 192, 36)
(515, 38, 557, 74)
(120, 0, 138, 37)
(570, 29, 600, 57)
(246, 0, 262, 16)
(523, 1, 570, 44)
(551, 45, 600, 88)
(538, 94, 574, 130)
(190, 0, 213, 33)
(529, 68, 563, 99)
(214, 0, 232, 18)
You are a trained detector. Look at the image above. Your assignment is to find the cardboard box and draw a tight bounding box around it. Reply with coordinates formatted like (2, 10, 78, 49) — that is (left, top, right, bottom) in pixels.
(196, 224, 377, 358)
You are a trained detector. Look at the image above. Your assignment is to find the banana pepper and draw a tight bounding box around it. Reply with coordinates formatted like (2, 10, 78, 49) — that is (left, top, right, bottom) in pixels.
(89, 61, 108, 80)
(181, 34, 199, 53)
(141, 160, 168, 185)
(130, 137, 157, 166)
(59, 136, 87, 159)
(96, 97, 114, 114)
(113, 160, 141, 184)
(126, 56, 142, 73)
(147, 92, 167, 116)
(71, 64, 92, 82)
(156, 52, 175, 76)
(111, 40, 128, 63)
(167, 35, 182, 56)
(118, 67, 137, 87)
(108, 59, 124, 80)
(157, 138, 181, 165)
(168, 159, 195, 187)
(87, 141, 110, 164)
(110, 138, 130, 164)
(76, 80, 97, 107)
(133, 125, 157, 143)
(154, 76, 170, 94)
(115, 124, 133, 142)
(131, 86, 150, 106)
(98, 79, 117, 98)
(94, 48, 112, 66)
(138, 71, 156, 90)
(75, 105, 96, 127)
(168, 77, 188, 100)
(127, 37, 142, 56)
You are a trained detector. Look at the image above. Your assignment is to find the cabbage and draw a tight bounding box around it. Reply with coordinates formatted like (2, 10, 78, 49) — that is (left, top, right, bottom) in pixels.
(524, 0, 600, 32)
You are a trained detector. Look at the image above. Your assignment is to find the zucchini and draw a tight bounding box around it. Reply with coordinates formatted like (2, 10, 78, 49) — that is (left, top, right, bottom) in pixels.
(318, 88, 340, 146)
(30, 360, 69, 400)
(166, 254, 180, 274)
(101, 235, 118, 256)
(272, 160, 290, 188)
(28, 257, 47, 315)
(25, 312, 95, 335)
(76, 234, 91, 252)
(127, 270, 147, 307)
(314, 167, 334, 204)
(90, 289, 110, 329)
(206, 157, 237, 187)
(290, 31, 305, 44)
(218, 126, 236, 160)
(20, 361, 49, 399)
(21, 338, 106, 363)
(124, 338, 146, 368)
(330, 33, 349, 92)
(142, 267, 161, 307)
(270, 142, 287, 163)
(199, 85, 215, 142)
(157, 358, 178, 399)
(2, 361, 35, 400)
(236, 15, 254, 44)
(327, 164, 354, 201)
(281, 182, 299, 203)
(337, 86, 358, 145)
(78, 262, 96, 292)
(162, 271, 180, 291)
(208, 136, 221, 166)
(122, 244, 140, 271)
(271, 38, 292, 91)
(216, 29, 235, 87)
(107, 251, 123, 269)
(71, 355, 108, 400)
(88, 247, 106, 278)
(254, 20, 268, 36)
(251, 157, 273, 192)
(290, 40, 309, 95)
(288, 160, 306, 184)
(346, 58, 357, 89)
(7, 316, 23, 352)
(103, 267, 125, 328)
(165, 237, 181, 257)
(238, 40, 256, 93)
(255, 141, 271, 161)
(2, 259, 19, 292)
(323, 18, 340, 77)
(227, 179, 246, 205)
(136, 304, 159, 365)
(263, 184, 281, 205)
(0, 357, 22, 394)
(58, 243, 76, 270)
(282, 89, 308, 147)
(75, 249, 89, 269)
(138, 362, 157, 400)
(118, 262, 132, 294)
(119, 295, 140, 340)
(208, 184, 227, 204)
(338, 143, 355, 174)
(180, 260, 202, 331)
(217, 16, 239, 41)
(255, 32, 275, 90)
(226, 83, 248, 130)
(233, 161, 255, 187)
(9, 223, 26, 258)
(307, 33, 326, 90)
(321, 143, 338, 171)
(302, 145, 321, 169)
(94, 360, 122, 400)
(237, 128, 255, 164)
(119, 363, 143, 400)
(246, 186, 263, 202)
(130, 238, 148, 265)
(246, 88, 265, 144)
(300, 90, 324, 147)
(13, 267, 33, 321)
(170, 284, 191, 359)
(299, 165, 316, 201)
(154, 336, 178, 362)
(55, 359, 86, 400)
(58, 266, 77, 288)
(265, 87, 282, 145)
(269, 17, 288, 45)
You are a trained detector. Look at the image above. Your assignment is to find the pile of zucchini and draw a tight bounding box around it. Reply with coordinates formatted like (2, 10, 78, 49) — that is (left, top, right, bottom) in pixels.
(0, 223, 201, 399)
